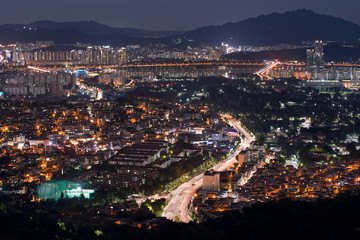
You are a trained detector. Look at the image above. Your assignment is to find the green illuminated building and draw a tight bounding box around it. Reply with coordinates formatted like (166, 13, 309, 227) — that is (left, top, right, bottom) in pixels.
(37, 180, 94, 200)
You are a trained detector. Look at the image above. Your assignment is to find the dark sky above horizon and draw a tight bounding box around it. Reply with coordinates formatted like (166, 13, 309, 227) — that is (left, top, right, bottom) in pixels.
(1, 0, 359, 31)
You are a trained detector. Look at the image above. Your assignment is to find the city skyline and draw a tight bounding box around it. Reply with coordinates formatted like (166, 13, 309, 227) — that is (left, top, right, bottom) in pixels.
(1, 1, 360, 237)
(0, 0, 359, 31)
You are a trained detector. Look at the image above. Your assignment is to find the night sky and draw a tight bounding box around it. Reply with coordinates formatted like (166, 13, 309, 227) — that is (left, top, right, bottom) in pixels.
(1, 0, 359, 31)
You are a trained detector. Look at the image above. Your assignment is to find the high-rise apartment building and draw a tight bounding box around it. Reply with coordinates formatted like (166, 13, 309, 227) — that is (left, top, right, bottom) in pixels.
(306, 40, 325, 79)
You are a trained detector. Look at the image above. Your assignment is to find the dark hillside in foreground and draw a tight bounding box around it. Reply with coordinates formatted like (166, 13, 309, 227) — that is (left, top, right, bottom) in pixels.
(1, 193, 360, 239)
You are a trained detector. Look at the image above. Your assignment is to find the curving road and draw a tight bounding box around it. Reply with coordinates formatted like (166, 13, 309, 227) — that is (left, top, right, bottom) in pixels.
(162, 114, 255, 222)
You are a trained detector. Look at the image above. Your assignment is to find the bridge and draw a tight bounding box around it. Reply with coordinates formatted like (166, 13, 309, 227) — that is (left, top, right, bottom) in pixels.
(121, 62, 266, 68)
(254, 61, 280, 79)
(22, 61, 360, 77)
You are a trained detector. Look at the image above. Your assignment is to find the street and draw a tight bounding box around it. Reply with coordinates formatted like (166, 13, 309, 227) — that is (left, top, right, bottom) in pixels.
(162, 114, 254, 222)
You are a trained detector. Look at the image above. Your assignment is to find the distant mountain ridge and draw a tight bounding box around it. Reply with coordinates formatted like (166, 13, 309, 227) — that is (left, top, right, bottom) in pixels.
(0, 9, 359, 46)
(174, 9, 360, 46)
(26, 20, 182, 38)
(0, 20, 181, 46)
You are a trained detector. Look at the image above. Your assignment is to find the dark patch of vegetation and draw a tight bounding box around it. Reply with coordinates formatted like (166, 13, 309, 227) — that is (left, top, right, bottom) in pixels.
(2, 192, 360, 239)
